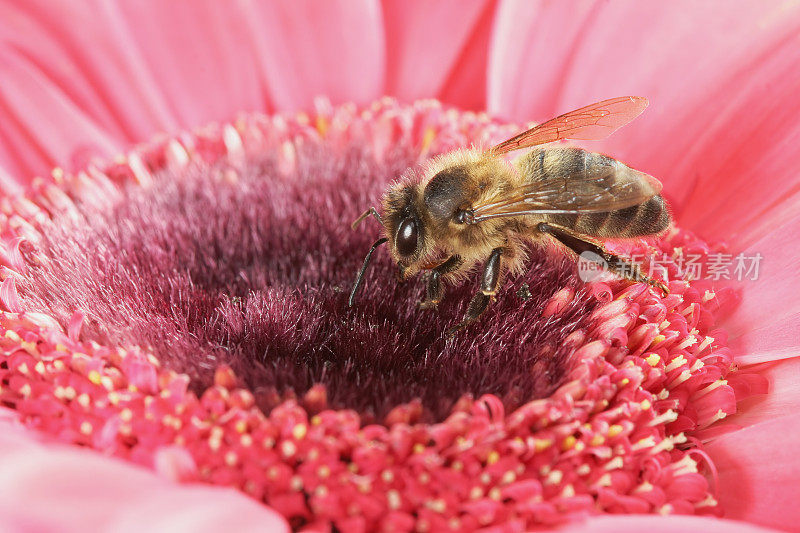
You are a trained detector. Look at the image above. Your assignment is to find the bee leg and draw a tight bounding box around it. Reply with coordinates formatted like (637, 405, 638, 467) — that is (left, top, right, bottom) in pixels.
(537, 222, 669, 296)
(420, 255, 463, 309)
(448, 247, 504, 335)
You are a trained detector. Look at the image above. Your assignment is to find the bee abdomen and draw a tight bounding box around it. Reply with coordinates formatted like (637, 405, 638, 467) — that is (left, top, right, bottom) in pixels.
(551, 195, 670, 238)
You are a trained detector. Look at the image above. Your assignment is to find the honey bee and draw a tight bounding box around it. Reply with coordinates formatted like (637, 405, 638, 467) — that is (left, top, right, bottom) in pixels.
(349, 96, 670, 333)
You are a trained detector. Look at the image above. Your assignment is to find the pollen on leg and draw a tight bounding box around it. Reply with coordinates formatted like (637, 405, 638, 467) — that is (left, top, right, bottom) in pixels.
(0, 99, 762, 530)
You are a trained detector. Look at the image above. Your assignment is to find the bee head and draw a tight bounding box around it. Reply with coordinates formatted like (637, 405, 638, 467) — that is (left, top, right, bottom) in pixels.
(381, 182, 431, 278)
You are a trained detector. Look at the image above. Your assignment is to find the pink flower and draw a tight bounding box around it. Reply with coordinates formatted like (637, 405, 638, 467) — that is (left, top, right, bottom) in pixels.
(1, 1, 798, 532)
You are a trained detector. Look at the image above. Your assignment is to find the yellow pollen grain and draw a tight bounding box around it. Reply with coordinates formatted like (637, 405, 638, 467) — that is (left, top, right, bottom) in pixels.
(100, 376, 114, 390)
(595, 473, 612, 487)
(120, 408, 133, 422)
(381, 470, 394, 483)
(451, 460, 463, 471)
(488, 487, 502, 501)
(426, 499, 446, 513)
(545, 470, 563, 486)
(666, 355, 687, 372)
(640, 399, 652, 411)
(590, 434, 604, 447)
(318, 465, 331, 478)
(235, 420, 248, 433)
(21, 341, 38, 355)
(620, 378, 630, 386)
(487, 450, 500, 464)
(315, 116, 328, 137)
(534, 438, 553, 452)
(387, 489, 402, 510)
(53, 359, 66, 371)
(311, 415, 322, 426)
(608, 425, 624, 438)
(469, 486, 483, 500)
(292, 423, 307, 440)
(420, 127, 436, 154)
(413, 443, 425, 454)
(645, 353, 660, 367)
(501, 471, 516, 485)
(87, 370, 102, 385)
(224, 451, 238, 466)
(76, 393, 91, 409)
(281, 440, 297, 457)
(632, 436, 656, 451)
(240, 434, 254, 447)
(80, 421, 93, 435)
(650, 335, 667, 347)
(561, 435, 577, 451)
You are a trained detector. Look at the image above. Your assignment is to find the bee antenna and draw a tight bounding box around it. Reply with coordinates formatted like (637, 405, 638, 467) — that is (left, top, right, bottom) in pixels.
(348, 237, 388, 307)
(351, 207, 383, 230)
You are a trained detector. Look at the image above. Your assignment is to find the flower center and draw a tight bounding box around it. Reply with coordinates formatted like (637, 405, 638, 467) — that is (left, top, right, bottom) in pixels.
(16, 141, 595, 422)
(2, 101, 756, 528)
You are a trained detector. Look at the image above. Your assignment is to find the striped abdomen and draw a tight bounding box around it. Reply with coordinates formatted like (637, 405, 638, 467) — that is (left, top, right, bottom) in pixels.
(518, 147, 670, 238)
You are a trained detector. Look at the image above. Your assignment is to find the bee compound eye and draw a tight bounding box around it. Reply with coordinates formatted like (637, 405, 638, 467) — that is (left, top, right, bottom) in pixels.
(395, 218, 418, 257)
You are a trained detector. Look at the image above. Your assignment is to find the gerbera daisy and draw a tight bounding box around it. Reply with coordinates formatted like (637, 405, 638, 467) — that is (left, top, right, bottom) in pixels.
(0, 1, 798, 531)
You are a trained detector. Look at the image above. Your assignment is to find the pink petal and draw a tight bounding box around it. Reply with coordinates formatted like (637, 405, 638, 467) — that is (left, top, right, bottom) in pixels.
(487, 1, 800, 243)
(0, 1, 178, 144)
(112, 1, 267, 125)
(557, 515, 777, 533)
(0, 46, 123, 178)
(245, 0, 385, 111)
(726, 358, 800, 430)
(438, 0, 498, 111)
(0, 1, 387, 182)
(0, 409, 289, 532)
(382, 0, 492, 105)
(705, 413, 800, 531)
(723, 213, 800, 364)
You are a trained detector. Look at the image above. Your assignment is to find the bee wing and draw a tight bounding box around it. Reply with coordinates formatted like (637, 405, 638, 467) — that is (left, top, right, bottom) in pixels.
(488, 96, 648, 156)
(469, 165, 662, 222)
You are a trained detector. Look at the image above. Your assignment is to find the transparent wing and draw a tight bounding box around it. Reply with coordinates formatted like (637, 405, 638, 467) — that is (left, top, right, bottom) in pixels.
(489, 96, 648, 156)
(469, 165, 662, 223)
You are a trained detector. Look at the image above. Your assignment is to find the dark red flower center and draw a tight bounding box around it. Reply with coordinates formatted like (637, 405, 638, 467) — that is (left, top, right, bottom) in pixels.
(16, 142, 595, 423)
